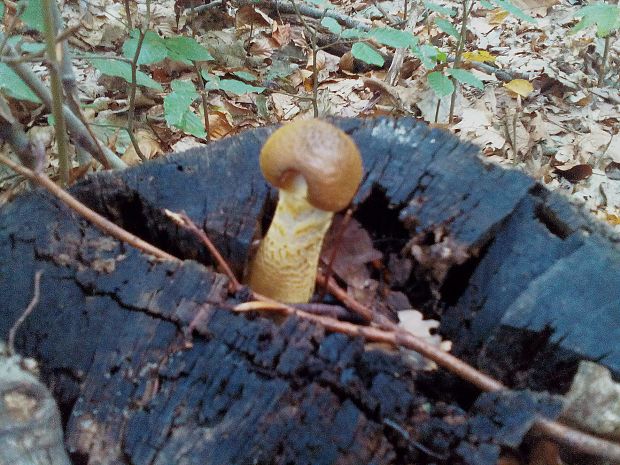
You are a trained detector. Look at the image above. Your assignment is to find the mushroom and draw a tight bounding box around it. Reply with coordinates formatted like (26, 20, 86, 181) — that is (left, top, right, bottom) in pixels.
(248, 119, 363, 303)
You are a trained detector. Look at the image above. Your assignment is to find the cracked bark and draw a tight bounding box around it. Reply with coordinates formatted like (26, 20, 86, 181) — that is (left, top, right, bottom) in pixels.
(0, 118, 619, 464)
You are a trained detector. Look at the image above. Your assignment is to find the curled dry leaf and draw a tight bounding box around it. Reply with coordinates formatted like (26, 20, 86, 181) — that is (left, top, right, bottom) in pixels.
(398, 309, 451, 370)
(553, 163, 593, 183)
(235, 5, 272, 30)
(122, 129, 162, 166)
(321, 216, 382, 287)
(271, 23, 292, 47)
(208, 111, 234, 140)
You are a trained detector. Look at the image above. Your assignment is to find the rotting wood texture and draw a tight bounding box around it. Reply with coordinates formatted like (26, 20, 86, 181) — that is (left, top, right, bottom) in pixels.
(0, 117, 618, 464)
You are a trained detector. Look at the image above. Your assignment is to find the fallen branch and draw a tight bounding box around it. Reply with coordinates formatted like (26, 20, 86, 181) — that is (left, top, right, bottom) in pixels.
(188, 0, 372, 31)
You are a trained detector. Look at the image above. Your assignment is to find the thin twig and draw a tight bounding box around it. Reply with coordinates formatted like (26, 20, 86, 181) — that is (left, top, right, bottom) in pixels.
(164, 210, 242, 292)
(0, 155, 177, 261)
(8, 270, 43, 355)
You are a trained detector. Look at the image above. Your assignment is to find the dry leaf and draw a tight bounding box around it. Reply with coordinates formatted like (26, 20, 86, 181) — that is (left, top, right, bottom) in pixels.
(553, 163, 593, 183)
(489, 9, 510, 24)
(463, 50, 496, 63)
(504, 79, 534, 98)
(235, 5, 272, 29)
(122, 129, 162, 166)
(208, 111, 234, 140)
(321, 216, 383, 287)
(271, 22, 292, 47)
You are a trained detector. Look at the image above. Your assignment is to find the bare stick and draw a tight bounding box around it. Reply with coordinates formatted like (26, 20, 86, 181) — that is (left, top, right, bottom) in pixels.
(164, 210, 242, 292)
(0, 155, 177, 261)
(188, 0, 372, 31)
(8, 270, 43, 355)
(315, 271, 373, 321)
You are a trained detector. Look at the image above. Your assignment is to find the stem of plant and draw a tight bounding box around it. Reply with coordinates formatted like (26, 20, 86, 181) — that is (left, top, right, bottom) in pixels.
(289, 0, 321, 116)
(448, 0, 473, 123)
(124, 0, 133, 30)
(42, 0, 70, 186)
(195, 64, 210, 142)
(598, 35, 610, 87)
(312, 30, 319, 117)
(127, 0, 151, 162)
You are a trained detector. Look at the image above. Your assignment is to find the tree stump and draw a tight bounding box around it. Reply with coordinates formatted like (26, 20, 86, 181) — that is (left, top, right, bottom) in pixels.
(0, 118, 617, 464)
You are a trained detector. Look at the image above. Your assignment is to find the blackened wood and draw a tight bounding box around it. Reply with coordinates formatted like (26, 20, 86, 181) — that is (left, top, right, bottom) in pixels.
(0, 117, 616, 464)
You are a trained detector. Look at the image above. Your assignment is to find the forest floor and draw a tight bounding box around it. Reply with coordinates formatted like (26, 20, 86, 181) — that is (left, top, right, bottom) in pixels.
(1, 0, 619, 230)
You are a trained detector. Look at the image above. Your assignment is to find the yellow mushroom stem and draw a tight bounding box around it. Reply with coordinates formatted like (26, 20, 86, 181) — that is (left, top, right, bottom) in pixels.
(248, 176, 333, 303)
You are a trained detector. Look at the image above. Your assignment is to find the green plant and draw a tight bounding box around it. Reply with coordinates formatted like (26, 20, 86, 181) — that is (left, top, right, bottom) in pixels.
(570, 2, 620, 86)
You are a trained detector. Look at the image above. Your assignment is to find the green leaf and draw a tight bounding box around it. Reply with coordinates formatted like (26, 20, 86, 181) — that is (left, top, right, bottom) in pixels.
(170, 79, 199, 98)
(163, 79, 206, 138)
(424, 1, 456, 17)
(351, 42, 384, 66)
(341, 28, 367, 39)
(412, 44, 444, 69)
(368, 27, 417, 48)
(571, 3, 620, 37)
(427, 71, 454, 97)
(411, 44, 432, 69)
(201, 72, 221, 90)
(478, 0, 494, 8)
(0, 63, 41, 103)
(165, 36, 214, 64)
(264, 59, 297, 81)
(446, 68, 484, 89)
(218, 79, 265, 94)
(0, 2, 5, 21)
(321, 17, 342, 34)
(90, 58, 163, 90)
(434, 18, 460, 38)
(490, 0, 536, 23)
(122, 30, 167, 65)
(232, 71, 259, 82)
(18, 0, 44, 32)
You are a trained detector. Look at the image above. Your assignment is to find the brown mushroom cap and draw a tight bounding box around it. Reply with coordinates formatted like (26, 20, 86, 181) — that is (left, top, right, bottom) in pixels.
(259, 119, 363, 212)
